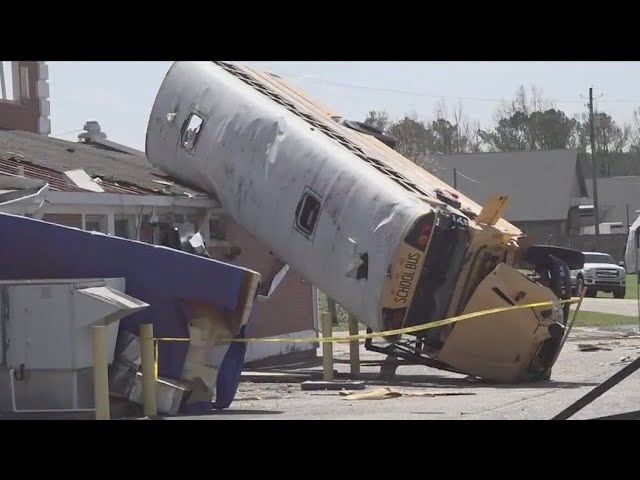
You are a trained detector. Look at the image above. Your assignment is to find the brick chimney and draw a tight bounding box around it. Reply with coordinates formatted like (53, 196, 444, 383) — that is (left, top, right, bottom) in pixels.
(0, 61, 51, 135)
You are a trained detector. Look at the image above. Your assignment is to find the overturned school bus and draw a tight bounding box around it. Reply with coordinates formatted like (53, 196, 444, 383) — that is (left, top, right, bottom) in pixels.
(145, 61, 583, 383)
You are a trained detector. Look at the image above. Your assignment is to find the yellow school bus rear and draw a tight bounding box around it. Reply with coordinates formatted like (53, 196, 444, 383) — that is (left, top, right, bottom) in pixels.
(380, 195, 568, 383)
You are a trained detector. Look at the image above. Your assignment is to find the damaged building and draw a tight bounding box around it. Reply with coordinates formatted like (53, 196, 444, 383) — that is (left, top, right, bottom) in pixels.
(0, 121, 319, 365)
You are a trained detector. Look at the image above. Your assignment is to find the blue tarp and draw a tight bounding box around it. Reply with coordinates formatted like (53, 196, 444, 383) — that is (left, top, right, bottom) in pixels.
(0, 212, 257, 408)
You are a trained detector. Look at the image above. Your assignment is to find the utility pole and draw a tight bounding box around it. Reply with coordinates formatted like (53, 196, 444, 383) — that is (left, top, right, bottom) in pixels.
(588, 87, 601, 251)
(453, 168, 457, 189)
(627, 204, 631, 231)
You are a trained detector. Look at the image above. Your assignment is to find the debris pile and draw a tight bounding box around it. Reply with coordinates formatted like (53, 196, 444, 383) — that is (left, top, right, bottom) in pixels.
(0, 185, 261, 417)
(338, 387, 476, 400)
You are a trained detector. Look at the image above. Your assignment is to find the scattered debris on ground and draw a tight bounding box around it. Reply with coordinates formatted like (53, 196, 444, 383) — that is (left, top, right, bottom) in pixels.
(234, 396, 283, 401)
(610, 355, 636, 366)
(241, 371, 327, 383)
(338, 387, 476, 400)
(301, 380, 366, 391)
(578, 343, 613, 352)
(339, 388, 402, 400)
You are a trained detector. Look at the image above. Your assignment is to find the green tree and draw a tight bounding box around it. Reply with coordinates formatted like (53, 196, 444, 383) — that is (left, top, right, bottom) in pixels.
(478, 85, 576, 151)
(576, 111, 632, 178)
(363, 110, 391, 132)
(385, 113, 436, 161)
(363, 104, 481, 160)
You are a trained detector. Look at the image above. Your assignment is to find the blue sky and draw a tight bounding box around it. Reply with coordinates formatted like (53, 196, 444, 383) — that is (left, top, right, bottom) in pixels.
(48, 61, 640, 150)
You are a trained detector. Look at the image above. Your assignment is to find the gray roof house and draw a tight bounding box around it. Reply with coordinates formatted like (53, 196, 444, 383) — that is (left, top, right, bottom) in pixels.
(585, 176, 640, 231)
(433, 149, 592, 242)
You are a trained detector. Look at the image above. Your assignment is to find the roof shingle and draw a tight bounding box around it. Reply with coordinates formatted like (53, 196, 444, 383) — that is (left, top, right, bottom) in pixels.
(0, 129, 209, 197)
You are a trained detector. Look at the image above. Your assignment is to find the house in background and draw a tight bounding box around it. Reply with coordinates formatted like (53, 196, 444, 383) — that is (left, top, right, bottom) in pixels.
(0, 121, 318, 364)
(434, 149, 593, 244)
(584, 175, 640, 234)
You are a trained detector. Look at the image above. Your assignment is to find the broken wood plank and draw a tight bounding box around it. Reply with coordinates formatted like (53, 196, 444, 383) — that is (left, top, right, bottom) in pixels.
(339, 387, 476, 400)
(340, 387, 401, 400)
(477, 194, 510, 226)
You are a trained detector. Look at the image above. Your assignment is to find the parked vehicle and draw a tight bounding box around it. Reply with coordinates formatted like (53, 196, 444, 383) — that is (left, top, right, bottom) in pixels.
(571, 251, 626, 298)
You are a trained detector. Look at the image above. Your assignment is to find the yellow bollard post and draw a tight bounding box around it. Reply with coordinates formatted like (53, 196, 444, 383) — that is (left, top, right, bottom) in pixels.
(321, 312, 334, 381)
(92, 325, 110, 420)
(348, 314, 360, 376)
(140, 323, 157, 417)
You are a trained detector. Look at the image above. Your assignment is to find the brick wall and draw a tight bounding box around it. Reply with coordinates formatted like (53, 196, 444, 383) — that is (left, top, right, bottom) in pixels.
(42, 213, 82, 229)
(208, 220, 314, 338)
(0, 62, 49, 134)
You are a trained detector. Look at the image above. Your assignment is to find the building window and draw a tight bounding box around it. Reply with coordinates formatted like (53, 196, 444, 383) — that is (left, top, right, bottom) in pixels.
(295, 188, 322, 238)
(114, 215, 136, 239)
(84, 215, 107, 233)
(1, 61, 15, 101)
(209, 216, 227, 241)
(181, 113, 204, 152)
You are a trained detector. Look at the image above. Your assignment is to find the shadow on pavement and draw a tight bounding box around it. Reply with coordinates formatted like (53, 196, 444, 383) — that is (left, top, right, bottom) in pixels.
(242, 354, 601, 390)
(360, 375, 600, 390)
(240, 367, 600, 390)
(589, 410, 640, 420)
(174, 409, 284, 417)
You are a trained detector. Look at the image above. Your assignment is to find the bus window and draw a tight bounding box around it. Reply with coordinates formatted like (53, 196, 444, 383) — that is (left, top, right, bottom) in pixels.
(295, 190, 321, 238)
(181, 113, 204, 152)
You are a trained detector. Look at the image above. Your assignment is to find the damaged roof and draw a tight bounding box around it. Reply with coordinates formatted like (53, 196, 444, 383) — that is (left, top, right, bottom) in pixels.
(0, 128, 210, 198)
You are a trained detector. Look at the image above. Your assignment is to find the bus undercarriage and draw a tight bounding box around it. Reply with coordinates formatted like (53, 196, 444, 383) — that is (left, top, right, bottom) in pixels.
(367, 209, 581, 383)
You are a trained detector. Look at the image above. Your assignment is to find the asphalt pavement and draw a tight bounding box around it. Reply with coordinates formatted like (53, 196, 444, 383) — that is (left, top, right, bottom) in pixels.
(169, 327, 640, 421)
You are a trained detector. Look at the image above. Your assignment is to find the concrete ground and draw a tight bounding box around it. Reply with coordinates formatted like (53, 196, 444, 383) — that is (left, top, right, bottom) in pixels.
(169, 327, 640, 421)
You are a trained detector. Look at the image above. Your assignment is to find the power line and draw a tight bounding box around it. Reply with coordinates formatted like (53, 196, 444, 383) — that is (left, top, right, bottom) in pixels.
(285, 74, 510, 103)
(50, 129, 83, 137)
(596, 99, 640, 104)
(279, 73, 640, 106)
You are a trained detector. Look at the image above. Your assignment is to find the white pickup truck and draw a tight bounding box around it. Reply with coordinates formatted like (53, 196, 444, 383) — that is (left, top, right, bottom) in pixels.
(571, 251, 626, 298)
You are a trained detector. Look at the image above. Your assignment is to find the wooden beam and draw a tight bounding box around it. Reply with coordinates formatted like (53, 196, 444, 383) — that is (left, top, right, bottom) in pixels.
(477, 194, 510, 226)
(321, 312, 334, 381)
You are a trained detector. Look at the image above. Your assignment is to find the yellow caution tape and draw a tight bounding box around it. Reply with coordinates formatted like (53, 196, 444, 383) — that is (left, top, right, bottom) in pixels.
(225, 297, 579, 344)
(152, 338, 191, 380)
(147, 297, 580, 378)
(150, 297, 579, 349)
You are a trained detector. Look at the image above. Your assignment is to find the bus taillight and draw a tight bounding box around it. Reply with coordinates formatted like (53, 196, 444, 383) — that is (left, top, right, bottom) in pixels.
(418, 223, 432, 250)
